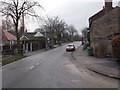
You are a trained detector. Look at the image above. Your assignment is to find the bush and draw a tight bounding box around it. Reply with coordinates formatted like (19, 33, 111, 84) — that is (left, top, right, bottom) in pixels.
(24, 37, 46, 49)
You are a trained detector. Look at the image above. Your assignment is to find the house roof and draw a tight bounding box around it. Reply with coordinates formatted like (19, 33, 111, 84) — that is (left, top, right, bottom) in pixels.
(89, 7, 114, 28)
(34, 32, 44, 37)
(89, 9, 105, 25)
(20, 35, 28, 40)
(2, 30, 17, 41)
(0, 29, 17, 44)
(25, 32, 37, 38)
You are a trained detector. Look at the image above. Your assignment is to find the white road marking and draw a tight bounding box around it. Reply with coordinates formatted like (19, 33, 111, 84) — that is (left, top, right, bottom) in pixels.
(36, 63, 40, 65)
(29, 66, 35, 69)
(29, 59, 45, 70)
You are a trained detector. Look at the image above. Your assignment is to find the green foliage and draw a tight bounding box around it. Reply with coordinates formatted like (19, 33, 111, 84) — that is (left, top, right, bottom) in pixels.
(2, 56, 26, 66)
(26, 37, 45, 41)
(24, 37, 45, 43)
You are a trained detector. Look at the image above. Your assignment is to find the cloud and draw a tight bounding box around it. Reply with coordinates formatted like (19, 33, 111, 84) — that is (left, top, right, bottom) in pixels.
(45, 1, 103, 33)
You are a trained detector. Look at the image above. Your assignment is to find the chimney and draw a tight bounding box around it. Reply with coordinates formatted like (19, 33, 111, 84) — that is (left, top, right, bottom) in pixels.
(105, 0, 112, 12)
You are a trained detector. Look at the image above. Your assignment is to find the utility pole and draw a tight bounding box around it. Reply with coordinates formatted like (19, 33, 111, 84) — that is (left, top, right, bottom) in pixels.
(22, 12, 25, 35)
(44, 27, 48, 50)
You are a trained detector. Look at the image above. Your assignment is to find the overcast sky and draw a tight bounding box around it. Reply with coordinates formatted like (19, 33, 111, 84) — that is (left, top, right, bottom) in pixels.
(0, 0, 119, 34)
(25, 0, 119, 34)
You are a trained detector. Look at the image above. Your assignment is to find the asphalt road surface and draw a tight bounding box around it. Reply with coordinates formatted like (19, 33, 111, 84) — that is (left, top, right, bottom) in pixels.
(2, 42, 118, 88)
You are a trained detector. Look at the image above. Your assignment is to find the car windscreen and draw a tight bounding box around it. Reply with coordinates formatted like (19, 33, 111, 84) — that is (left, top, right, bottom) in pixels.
(68, 45, 74, 46)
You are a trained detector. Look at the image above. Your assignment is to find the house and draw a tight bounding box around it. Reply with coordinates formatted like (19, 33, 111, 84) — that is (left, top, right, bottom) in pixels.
(8, 27, 45, 52)
(0, 29, 17, 55)
(20, 32, 45, 52)
(89, 0, 120, 57)
(0, 29, 17, 50)
(34, 32, 44, 37)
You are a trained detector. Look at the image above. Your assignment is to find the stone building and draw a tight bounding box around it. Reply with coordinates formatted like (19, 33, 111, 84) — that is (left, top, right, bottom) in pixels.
(89, 0, 120, 57)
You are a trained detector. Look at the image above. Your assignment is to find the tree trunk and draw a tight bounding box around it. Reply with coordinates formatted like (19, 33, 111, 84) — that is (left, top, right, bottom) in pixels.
(57, 33, 61, 46)
(15, 21, 22, 56)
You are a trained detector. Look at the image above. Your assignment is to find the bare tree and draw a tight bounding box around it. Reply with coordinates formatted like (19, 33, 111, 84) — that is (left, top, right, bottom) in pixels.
(81, 27, 88, 38)
(81, 27, 89, 49)
(2, 17, 14, 31)
(67, 25, 78, 41)
(0, 0, 43, 55)
(43, 16, 67, 45)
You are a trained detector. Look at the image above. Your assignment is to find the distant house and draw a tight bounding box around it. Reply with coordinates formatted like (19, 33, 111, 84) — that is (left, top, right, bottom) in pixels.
(89, 0, 120, 57)
(20, 31, 45, 52)
(34, 32, 44, 37)
(35, 28, 55, 41)
(24, 32, 37, 38)
(0, 29, 17, 51)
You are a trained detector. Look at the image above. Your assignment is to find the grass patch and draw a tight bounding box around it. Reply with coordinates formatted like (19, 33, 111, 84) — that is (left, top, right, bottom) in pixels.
(2, 55, 26, 66)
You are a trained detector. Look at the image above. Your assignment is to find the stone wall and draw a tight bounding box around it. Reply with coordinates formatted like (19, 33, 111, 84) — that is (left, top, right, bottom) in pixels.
(90, 7, 120, 57)
(92, 39, 107, 57)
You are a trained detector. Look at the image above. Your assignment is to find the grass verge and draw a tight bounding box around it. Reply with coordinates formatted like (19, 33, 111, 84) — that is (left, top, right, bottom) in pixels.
(1, 55, 26, 66)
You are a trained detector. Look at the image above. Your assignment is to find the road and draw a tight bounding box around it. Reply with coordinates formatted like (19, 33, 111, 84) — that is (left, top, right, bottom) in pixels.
(2, 42, 118, 88)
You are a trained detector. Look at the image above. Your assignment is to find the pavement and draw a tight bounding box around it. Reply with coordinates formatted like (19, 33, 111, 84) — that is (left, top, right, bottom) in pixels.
(72, 45, 120, 79)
